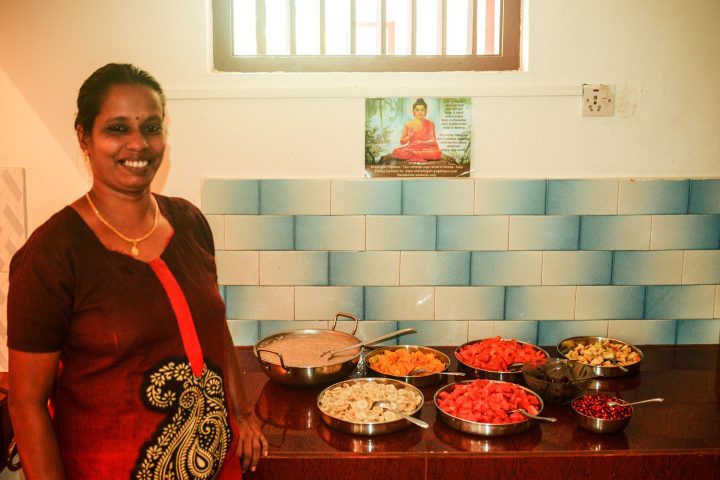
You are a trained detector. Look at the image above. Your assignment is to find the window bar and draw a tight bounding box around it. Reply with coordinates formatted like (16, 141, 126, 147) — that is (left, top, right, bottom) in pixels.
(379, 0, 387, 55)
(469, 0, 477, 55)
(350, 0, 356, 54)
(289, 0, 296, 54)
(410, 0, 417, 55)
(484, 0, 496, 54)
(436, 0, 447, 55)
(256, 0, 267, 54)
(318, 0, 326, 54)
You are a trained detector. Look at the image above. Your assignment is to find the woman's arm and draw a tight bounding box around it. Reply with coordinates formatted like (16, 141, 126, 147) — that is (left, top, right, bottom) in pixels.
(8, 349, 65, 480)
(223, 328, 268, 473)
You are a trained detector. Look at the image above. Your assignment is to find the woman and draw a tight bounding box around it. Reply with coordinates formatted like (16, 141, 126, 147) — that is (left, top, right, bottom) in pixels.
(7, 63, 268, 479)
(391, 98, 442, 162)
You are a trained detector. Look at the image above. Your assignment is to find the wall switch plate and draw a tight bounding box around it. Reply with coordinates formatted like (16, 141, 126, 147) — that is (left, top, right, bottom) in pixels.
(582, 84, 615, 116)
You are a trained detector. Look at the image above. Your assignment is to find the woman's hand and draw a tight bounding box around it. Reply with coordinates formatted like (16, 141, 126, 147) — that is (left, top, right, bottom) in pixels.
(234, 410, 269, 473)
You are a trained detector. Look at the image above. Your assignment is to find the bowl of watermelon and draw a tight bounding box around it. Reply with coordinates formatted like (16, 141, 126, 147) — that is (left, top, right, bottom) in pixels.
(454, 337, 549, 384)
(434, 379, 545, 436)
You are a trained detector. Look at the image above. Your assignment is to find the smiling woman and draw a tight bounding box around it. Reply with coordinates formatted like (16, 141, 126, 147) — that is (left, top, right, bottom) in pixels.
(7, 63, 268, 479)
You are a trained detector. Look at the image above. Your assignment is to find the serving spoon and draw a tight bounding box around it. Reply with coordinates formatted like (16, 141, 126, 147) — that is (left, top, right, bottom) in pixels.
(407, 367, 466, 377)
(321, 328, 417, 359)
(509, 409, 557, 423)
(371, 401, 429, 429)
(607, 397, 664, 407)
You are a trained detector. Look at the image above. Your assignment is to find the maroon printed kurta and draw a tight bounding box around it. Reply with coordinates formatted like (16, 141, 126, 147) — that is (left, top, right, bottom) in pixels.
(8, 195, 240, 479)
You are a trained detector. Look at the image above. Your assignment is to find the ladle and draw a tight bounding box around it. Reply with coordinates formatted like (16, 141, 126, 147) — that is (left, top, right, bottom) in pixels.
(320, 328, 417, 359)
(607, 397, 664, 407)
(371, 401, 429, 429)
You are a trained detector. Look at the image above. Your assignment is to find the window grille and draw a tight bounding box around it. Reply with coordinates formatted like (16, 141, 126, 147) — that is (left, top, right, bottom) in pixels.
(213, 0, 521, 72)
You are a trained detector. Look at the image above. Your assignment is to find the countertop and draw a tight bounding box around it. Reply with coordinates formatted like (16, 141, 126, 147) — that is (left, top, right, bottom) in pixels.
(240, 344, 720, 480)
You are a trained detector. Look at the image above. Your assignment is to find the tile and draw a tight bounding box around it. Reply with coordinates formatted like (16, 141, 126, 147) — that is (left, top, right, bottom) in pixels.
(333, 320, 399, 346)
(505, 286, 576, 320)
(471, 251, 542, 286)
(400, 251, 470, 286)
(295, 216, 365, 251)
(676, 319, 720, 344)
(579, 215, 651, 251)
(716, 286, 720, 319)
(650, 215, 720, 250)
(365, 287, 435, 321)
(226, 286, 294, 320)
(201, 178, 259, 214)
(542, 251, 612, 285)
(216, 251, 259, 285)
(474, 179, 546, 215)
(402, 179, 474, 215)
(259, 251, 328, 286)
(366, 216, 436, 250)
(331, 179, 401, 215)
(227, 320, 259, 346)
(645, 285, 716, 319)
(435, 287, 505, 320)
(398, 320, 469, 345)
(0, 167, 26, 272)
(546, 179, 618, 215)
(612, 251, 683, 285)
(688, 179, 720, 214)
(225, 215, 294, 250)
(608, 319, 677, 345)
(495, 321, 540, 344)
(258, 321, 331, 340)
(466, 321, 495, 340)
(204, 215, 225, 250)
(682, 251, 720, 284)
(537, 320, 609, 346)
(575, 286, 645, 320)
(329, 251, 400, 286)
(437, 216, 508, 250)
(509, 216, 579, 250)
(259, 179, 330, 215)
(618, 179, 689, 214)
(294, 286, 364, 320)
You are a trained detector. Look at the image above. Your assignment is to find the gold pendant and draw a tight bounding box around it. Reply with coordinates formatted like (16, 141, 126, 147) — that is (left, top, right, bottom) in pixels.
(131, 244, 140, 256)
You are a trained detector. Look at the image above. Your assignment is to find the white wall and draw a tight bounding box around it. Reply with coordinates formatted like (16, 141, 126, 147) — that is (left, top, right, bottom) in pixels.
(1, 0, 719, 233)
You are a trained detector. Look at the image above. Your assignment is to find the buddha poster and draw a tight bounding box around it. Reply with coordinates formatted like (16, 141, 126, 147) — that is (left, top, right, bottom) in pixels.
(365, 96, 472, 177)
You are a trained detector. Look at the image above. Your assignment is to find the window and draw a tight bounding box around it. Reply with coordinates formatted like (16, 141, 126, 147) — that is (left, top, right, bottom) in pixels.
(213, 0, 521, 72)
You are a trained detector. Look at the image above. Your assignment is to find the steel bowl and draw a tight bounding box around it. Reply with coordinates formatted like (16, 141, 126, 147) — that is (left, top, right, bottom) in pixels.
(522, 358, 595, 405)
(254, 313, 361, 387)
(316, 377, 425, 436)
(454, 338, 550, 384)
(571, 393, 632, 434)
(433, 379, 545, 437)
(557, 336, 643, 378)
(365, 345, 452, 387)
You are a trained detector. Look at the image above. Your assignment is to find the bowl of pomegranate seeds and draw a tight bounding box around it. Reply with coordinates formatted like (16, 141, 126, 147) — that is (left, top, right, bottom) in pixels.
(454, 336, 549, 384)
(571, 392, 632, 434)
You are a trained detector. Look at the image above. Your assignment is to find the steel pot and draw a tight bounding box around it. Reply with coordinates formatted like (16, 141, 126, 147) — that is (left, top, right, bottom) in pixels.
(254, 313, 362, 387)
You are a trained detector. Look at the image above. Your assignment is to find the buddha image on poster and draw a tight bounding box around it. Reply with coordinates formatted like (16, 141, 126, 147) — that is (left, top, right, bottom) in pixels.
(365, 97, 472, 177)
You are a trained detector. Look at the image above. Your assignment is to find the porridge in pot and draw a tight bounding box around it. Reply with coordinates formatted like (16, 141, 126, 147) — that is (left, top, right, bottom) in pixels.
(260, 334, 360, 367)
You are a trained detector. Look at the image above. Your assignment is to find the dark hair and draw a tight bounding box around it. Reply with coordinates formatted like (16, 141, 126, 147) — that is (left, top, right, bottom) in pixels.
(412, 98, 428, 110)
(74, 63, 166, 132)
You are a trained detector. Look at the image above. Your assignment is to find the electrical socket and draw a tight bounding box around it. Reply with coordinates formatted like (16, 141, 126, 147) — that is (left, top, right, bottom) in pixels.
(582, 84, 615, 117)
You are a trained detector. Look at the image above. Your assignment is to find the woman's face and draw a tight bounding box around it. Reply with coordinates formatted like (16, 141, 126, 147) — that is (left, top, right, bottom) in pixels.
(412, 104, 427, 120)
(78, 83, 166, 196)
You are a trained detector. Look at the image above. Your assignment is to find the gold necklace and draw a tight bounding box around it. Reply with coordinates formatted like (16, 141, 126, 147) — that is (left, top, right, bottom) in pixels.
(85, 192, 159, 257)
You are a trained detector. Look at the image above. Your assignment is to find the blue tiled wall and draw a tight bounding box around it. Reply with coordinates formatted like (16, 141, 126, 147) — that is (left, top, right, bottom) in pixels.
(203, 178, 720, 347)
